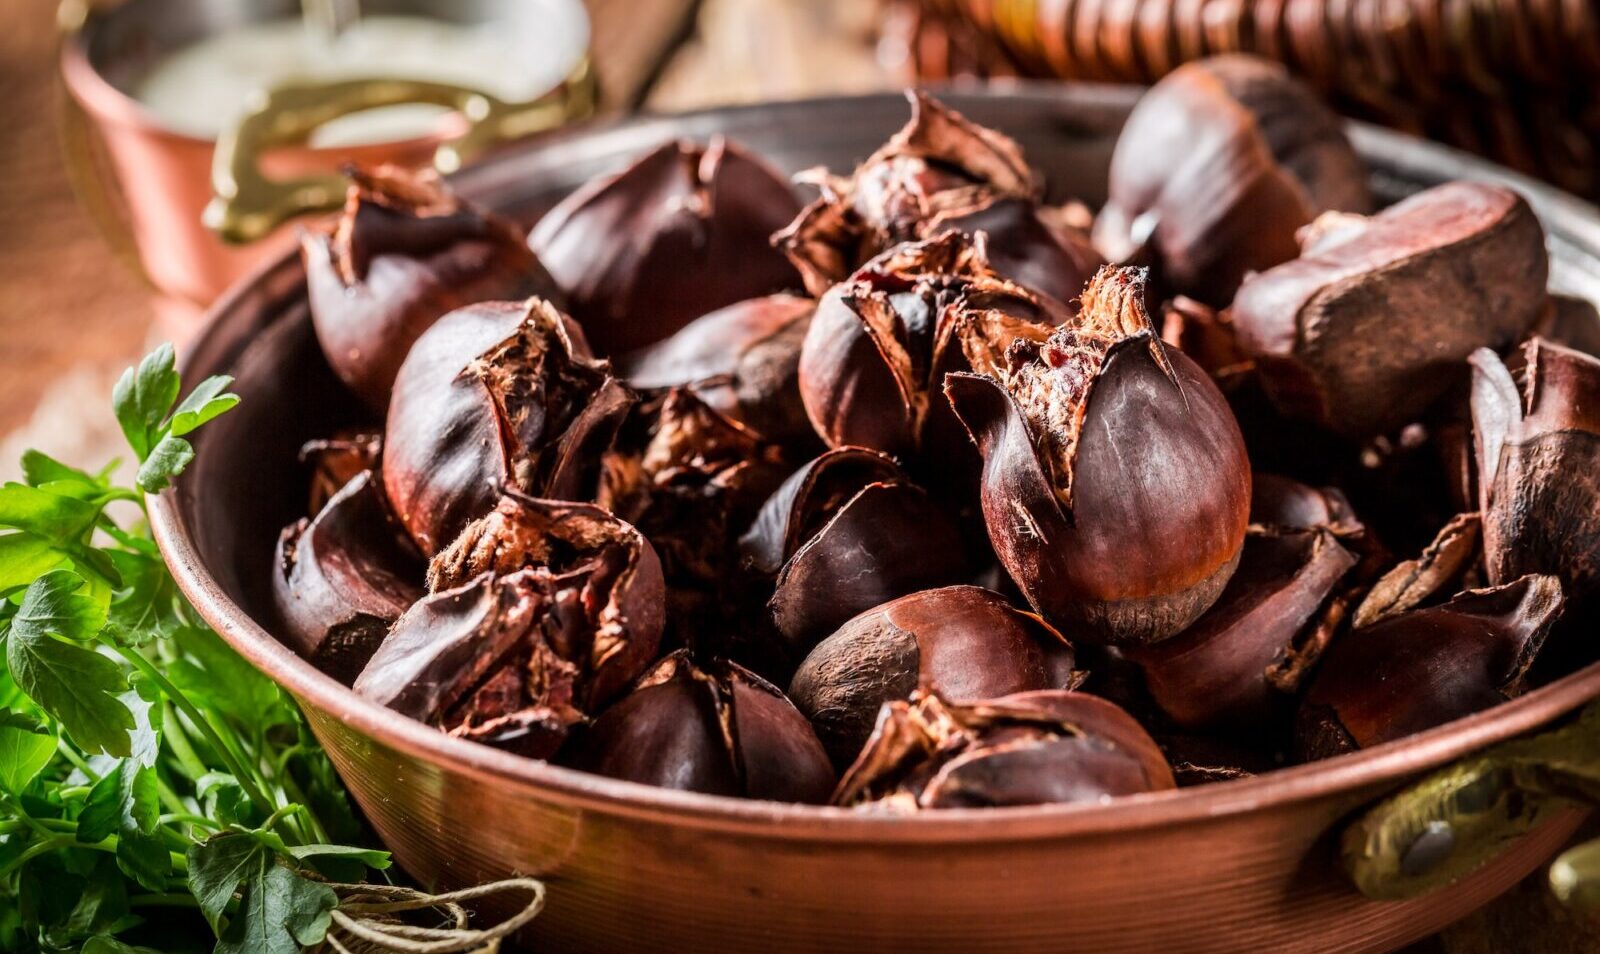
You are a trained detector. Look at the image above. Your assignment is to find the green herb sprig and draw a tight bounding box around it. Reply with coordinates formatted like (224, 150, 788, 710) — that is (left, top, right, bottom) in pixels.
(0, 345, 390, 953)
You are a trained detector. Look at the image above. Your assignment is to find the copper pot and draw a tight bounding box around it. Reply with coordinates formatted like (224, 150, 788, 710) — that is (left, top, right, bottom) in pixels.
(148, 88, 1600, 954)
(57, 0, 592, 338)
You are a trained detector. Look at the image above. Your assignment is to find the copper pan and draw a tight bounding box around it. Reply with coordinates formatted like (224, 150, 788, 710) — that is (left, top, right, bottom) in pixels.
(148, 86, 1600, 954)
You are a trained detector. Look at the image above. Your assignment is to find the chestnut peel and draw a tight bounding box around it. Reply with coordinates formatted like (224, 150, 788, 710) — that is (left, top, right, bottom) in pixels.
(788, 586, 1077, 766)
(382, 298, 631, 555)
(1296, 574, 1563, 759)
(569, 650, 835, 803)
(946, 266, 1251, 645)
(1095, 55, 1371, 305)
(303, 167, 560, 410)
(529, 138, 801, 355)
(1472, 340, 1600, 610)
(272, 471, 423, 683)
(834, 690, 1174, 810)
(1230, 181, 1547, 438)
(354, 492, 664, 757)
(776, 90, 1101, 303)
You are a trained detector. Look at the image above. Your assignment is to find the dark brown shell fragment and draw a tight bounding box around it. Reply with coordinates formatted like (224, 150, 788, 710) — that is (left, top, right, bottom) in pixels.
(568, 650, 835, 803)
(528, 138, 802, 356)
(833, 690, 1174, 810)
(303, 166, 560, 411)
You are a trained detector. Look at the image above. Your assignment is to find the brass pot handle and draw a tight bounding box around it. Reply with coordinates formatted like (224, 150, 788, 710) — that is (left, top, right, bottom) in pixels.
(205, 57, 596, 244)
(1343, 700, 1600, 904)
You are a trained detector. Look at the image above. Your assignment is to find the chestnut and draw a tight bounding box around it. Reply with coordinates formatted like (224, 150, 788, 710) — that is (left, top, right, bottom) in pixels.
(1228, 181, 1547, 439)
(528, 137, 802, 355)
(1094, 55, 1372, 306)
(382, 297, 632, 555)
(833, 690, 1174, 810)
(796, 231, 1068, 463)
(567, 650, 835, 803)
(1295, 574, 1563, 760)
(619, 293, 817, 445)
(299, 431, 380, 516)
(788, 585, 1077, 767)
(775, 90, 1101, 303)
(1528, 294, 1600, 358)
(272, 470, 423, 683)
(945, 265, 1252, 646)
(354, 491, 665, 758)
(736, 447, 972, 670)
(1128, 476, 1359, 730)
(1472, 340, 1600, 613)
(303, 166, 561, 410)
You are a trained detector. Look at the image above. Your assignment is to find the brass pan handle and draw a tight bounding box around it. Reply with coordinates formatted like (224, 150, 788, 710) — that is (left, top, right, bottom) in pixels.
(1343, 700, 1600, 905)
(206, 57, 595, 244)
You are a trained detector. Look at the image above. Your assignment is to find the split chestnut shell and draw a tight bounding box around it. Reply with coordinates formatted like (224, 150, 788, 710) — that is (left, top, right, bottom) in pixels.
(945, 266, 1252, 646)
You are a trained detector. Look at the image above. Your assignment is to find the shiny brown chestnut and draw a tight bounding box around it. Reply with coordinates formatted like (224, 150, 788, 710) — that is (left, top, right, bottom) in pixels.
(1094, 55, 1371, 306)
(1296, 574, 1563, 760)
(788, 585, 1077, 767)
(1228, 181, 1547, 439)
(797, 231, 1067, 462)
(775, 90, 1101, 304)
(303, 166, 561, 411)
(528, 137, 801, 356)
(619, 294, 817, 445)
(568, 650, 835, 803)
(382, 297, 632, 555)
(833, 690, 1174, 810)
(299, 431, 380, 516)
(272, 471, 423, 683)
(945, 266, 1252, 646)
(736, 447, 972, 669)
(353, 491, 665, 758)
(1129, 476, 1360, 730)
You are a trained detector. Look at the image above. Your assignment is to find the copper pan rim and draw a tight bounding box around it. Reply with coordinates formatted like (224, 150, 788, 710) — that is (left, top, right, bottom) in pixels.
(149, 85, 1600, 845)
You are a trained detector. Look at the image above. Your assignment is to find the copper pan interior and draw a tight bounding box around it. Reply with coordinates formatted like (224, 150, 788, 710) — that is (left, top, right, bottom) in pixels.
(151, 85, 1600, 838)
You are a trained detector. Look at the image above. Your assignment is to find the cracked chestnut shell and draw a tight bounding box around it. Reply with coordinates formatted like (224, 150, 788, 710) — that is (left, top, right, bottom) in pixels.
(833, 690, 1174, 810)
(1295, 574, 1563, 760)
(1095, 55, 1372, 306)
(945, 266, 1252, 646)
(272, 470, 423, 683)
(620, 293, 817, 445)
(353, 491, 665, 758)
(797, 231, 1068, 463)
(528, 137, 801, 355)
(775, 90, 1101, 304)
(736, 447, 972, 670)
(1472, 339, 1600, 614)
(299, 431, 380, 516)
(1230, 181, 1548, 439)
(568, 650, 835, 803)
(382, 297, 632, 555)
(1128, 475, 1360, 730)
(788, 585, 1077, 767)
(303, 167, 561, 410)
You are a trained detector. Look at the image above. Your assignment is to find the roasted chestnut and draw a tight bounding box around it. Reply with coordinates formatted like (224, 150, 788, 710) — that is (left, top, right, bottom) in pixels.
(1094, 55, 1371, 306)
(354, 491, 664, 758)
(1472, 340, 1600, 612)
(528, 138, 801, 355)
(788, 585, 1077, 767)
(1296, 574, 1563, 760)
(303, 167, 561, 410)
(620, 293, 817, 445)
(568, 650, 835, 803)
(1129, 476, 1359, 730)
(272, 471, 423, 683)
(736, 447, 972, 670)
(833, 690, 1174, 810)
(382, 297, 632, 555)
(1228, 181, 1547, 439)
(796, 231, 1068, 464)
(775, 90, 1101, 303)
(945, 265, 1252, 646)
(299, 431, 380, 516)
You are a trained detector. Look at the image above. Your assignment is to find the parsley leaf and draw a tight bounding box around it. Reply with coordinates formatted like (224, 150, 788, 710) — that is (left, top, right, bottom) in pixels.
(77, 760, 167, 892)
(0, 711, 55, 794)
(111, 344, 180, 461)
